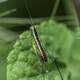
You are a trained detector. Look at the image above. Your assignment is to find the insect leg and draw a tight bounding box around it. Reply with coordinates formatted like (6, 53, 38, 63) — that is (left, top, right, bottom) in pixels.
(48, 55, 63, 80)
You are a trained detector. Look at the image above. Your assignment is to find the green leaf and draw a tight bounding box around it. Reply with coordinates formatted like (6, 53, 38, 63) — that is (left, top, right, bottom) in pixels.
(7, 20, 74, 80)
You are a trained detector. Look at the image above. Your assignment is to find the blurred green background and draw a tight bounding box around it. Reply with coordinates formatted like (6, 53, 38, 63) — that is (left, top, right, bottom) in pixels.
(0, 0, 80, 80)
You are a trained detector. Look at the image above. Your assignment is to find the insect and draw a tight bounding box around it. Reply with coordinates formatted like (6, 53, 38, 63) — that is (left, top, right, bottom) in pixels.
(23, 0, 63, 80)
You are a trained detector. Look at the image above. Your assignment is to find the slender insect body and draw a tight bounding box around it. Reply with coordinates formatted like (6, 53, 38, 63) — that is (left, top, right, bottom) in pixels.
(31, 26, 47, 62)
(23, 0, 63, 80)
(23, 0, 47, 62)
